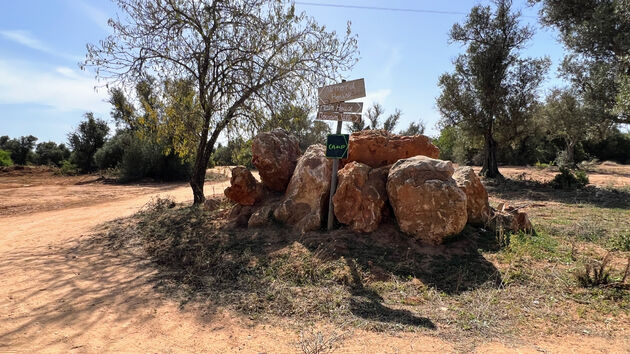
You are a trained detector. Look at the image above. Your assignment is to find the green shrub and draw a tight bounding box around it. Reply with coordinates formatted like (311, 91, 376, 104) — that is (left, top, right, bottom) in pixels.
(609, 231, 630, 252)
(574, 170, 589, 186)
(0, 149, 13, 166)
(35, 141, 71, 167)
(551, 167, 589, 189)
(58, 160, 79, 176)
(534, 161, 551, 169)
(94, 130, 192, 182)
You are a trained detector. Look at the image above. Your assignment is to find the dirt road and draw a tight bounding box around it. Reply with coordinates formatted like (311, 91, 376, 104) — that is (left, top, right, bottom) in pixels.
(1, 169, 628, 353)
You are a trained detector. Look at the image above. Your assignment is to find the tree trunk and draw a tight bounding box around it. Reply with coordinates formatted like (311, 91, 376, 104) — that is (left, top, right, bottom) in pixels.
(566, 141, 576, 167)
(190, 141, 208, 205)
(480, 131, 502, 178)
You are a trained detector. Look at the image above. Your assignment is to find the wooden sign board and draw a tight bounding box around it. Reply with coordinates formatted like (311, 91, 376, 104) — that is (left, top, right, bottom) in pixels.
(318, 102, 363, 114)
(318, 78, 366, 105)
(316, 112, 362, 123)
(325, 134, 349, 159)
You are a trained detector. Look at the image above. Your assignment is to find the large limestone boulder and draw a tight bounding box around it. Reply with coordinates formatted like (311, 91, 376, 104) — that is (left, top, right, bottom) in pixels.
(453, 167, 490, 225)
(274, 144, 332, 233)
(224, 166, 264, 206)
(343, 130, 440, 168)
(333, 162, 389, 233)
(386, 156, 467, 244)
(251, 128, 301, 192)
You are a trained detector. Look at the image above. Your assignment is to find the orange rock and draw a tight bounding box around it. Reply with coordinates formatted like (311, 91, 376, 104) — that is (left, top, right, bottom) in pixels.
(274, 144, 332, 233)
(386, 156, 467, 245)
(224, 166, 264, 206)
(333, 162, 389, 233)
(453, 166, 490, 225)
(490, 204, 534, 234)
(343, 130, 439, 168)
(251, 129, 301, 192)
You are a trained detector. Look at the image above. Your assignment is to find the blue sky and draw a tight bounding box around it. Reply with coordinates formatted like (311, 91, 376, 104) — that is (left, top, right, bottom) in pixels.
(0, 0, 566, 143)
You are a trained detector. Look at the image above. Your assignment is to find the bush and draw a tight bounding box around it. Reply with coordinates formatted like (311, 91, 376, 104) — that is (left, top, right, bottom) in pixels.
(0, 135, 38, 165)
(609, 231, 630, 252)
(58, 160, 79, 176)
(35, 141, 71, 166)
(211, 138, 253, 168)
(551, 167, 589, 189)
(582, 130, 630, 164)
(94, 129, 192, 182)
(534, 161, 551, 169)
(94, 131, 129, 170)
(0, 149, 13, 166)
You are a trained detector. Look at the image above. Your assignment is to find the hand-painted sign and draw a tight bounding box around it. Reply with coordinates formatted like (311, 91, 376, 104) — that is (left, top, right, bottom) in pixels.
(325, 134, 349, 159)
(316, 112, 362, 123)
(318, 102, 363, 114)
(318, 79, 366, 105)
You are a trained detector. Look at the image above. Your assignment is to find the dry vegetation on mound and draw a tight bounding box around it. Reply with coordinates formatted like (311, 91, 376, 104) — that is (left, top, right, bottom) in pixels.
(97, 175, 630, 341)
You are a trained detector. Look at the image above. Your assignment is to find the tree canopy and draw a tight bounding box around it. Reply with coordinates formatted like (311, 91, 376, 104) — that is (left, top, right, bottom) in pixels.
(84, 0, 358, 204)
(437, 0, 549, 177)
(534, 0, 630, 124)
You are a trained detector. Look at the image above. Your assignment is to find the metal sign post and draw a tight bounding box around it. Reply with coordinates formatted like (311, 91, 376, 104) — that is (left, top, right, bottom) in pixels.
(317, 79, 366, 231)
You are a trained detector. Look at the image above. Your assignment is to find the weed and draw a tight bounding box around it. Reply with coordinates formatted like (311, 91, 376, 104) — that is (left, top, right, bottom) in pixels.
(608, 231, 630, 251)
(297, 328, 345, 354)
(574, 253, 612, 287)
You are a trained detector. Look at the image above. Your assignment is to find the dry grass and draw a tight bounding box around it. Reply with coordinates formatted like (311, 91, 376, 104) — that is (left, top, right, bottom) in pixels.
(96, 170, 630, 342)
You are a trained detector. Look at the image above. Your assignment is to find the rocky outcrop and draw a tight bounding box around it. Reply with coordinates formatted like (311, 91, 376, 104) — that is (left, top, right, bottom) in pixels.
(332, 162, 389, 233)
(251, 129, 301, 192)
(248, 205, 275, 228)
(386, 156, 467, 244)
(453, 167, 490, 225)
(490, 204, 534, 234)
(274, 144, 332, 233)
(227, 204, 255, 228)
(343, 130, 439, 168)
(247, 195, 283, 228)
(224, 166, 264, 206)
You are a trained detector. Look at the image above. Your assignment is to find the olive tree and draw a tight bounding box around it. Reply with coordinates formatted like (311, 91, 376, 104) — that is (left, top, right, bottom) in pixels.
(436, 0, 548, 177)
(539, 88, 591, 166)
(534, 0, 630, 125)
(83, 0, 358, 204)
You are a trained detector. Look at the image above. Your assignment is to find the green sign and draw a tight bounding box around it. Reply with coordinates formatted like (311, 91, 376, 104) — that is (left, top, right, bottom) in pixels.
(325, 134, 349, 159)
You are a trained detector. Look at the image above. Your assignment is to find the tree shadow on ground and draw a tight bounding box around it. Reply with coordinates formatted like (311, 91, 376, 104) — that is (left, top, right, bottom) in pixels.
(91, 204, 503, 331)
(485, 178, 630, 209)
(302, 223, 502, 295)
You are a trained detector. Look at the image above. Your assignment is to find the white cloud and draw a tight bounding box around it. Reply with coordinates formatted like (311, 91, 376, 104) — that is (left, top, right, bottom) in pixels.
(55, 66, 81, 79)
(0, 30, 80, 61)
(382, 47, 401, 81)
(359, 88, 392, 108)
(0, 59, 109, 114)
(74, 0, 111, 33)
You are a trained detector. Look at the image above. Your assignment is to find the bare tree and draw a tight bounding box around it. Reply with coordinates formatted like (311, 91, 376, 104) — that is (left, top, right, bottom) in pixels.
(348, 103, 401, 133)
(83, 0, 358, 203)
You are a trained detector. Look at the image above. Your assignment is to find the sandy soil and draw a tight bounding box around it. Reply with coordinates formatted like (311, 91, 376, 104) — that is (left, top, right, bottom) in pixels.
(473, 164, 630, 187)
(1, 167, 629, 353)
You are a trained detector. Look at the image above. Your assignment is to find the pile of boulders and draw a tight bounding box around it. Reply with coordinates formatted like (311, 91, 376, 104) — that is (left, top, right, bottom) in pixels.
(221, 128, 533, 245)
